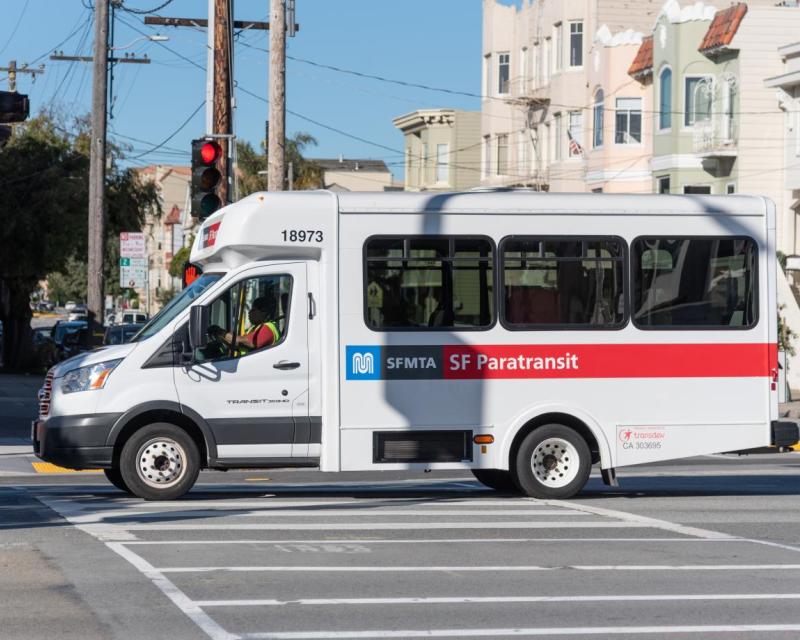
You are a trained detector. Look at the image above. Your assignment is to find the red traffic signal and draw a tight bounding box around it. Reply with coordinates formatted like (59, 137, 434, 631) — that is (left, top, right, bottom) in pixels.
(200, 141, 221, 164)
(191, 139, 223, 220)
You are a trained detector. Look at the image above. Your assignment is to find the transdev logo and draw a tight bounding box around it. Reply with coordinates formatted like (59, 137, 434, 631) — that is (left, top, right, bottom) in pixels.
(346, 346, 381, 380)
(202, 221, 221, 249)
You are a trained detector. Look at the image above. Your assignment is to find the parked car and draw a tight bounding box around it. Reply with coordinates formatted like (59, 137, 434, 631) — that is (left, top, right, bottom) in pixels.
(64, 301, 77, 312)
(67, 304, 89, 322)
(119, 311, 148, 324)
(103, 323, 144, 345)
(50, 320, 90, 362)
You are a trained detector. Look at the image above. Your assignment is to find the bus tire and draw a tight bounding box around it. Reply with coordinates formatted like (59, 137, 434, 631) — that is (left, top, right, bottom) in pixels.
(471, 469, 519, 492)
(103, 467, 133, 494)
(119, 423, 200, 501)
(512, 424, 592, 499)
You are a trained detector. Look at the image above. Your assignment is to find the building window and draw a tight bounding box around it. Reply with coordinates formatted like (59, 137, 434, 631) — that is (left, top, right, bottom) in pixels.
(501, 237, 626, 328)
(553, 23, 563, 71)
(553, 113, 563, 161)
(632, 237, 757, 329)
(593, 89, 604, 148)
(483, 54, 491, 98)
(544, 38, 551, 84)
(722, 78, 736, 142)
(520, 47, 528, 93)
(569, 21, 583, 67)
(518, 131, 528, 174)
(683, 185, 711, 194)
(685, 76, 712, 126)
(481, 135, 490, 179)
(498, 52, 510, 95)
(496, 134, 508, 175)
(568, 111, 583, 157)
(364, 236, 495, 330)
(726, 183, 736, 194)
(436, 143, 449, 183)
(659, 67, 672, 130)
(657, 176, 671, 194)
(591, 188, 603, 193)
(615, 98, 642, 144)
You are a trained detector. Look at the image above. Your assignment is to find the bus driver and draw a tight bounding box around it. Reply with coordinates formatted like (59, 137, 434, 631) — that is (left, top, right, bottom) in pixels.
(210, 296, 281, 355)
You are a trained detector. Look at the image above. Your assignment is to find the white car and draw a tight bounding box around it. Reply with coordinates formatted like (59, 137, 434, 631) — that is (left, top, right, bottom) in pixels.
(64, 301, 77, 312)
(119, 311, 148, 324)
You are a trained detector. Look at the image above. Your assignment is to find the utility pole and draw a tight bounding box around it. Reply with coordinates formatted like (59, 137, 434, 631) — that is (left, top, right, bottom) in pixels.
(0, 60, 44, 92)
(268, 0, 286, 192)
(88, 0, 109, 330)
(214, 0, 233, 204)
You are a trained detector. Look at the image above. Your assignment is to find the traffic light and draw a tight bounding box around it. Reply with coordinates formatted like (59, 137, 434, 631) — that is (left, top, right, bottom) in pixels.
(182, 262, 202, 287)
(0, 91, 29, 123)
(191, 138, 223, 219)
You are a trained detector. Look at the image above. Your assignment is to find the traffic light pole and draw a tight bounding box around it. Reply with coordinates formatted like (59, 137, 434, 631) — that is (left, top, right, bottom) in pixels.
(267, 0, 286, 192)
(214, 0, 233, 204)
(88, 0, 109, 330)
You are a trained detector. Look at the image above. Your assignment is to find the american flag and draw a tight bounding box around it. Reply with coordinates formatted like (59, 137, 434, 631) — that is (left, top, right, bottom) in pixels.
(567, 129, 583, 156)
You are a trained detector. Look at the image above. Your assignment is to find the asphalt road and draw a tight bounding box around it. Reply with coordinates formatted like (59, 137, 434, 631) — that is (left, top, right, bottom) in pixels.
(4, 374, 800, 639)
(2, 458, 800, 640)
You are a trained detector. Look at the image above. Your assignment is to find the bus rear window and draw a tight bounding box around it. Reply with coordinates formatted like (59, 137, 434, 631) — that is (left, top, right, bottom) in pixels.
(632, 237, 757, 329)
(364, 236, 494, 330)
(501, 237, 626, 329)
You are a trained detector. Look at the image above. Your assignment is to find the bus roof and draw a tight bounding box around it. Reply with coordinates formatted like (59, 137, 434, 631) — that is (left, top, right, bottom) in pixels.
(335, 191, 769, 217)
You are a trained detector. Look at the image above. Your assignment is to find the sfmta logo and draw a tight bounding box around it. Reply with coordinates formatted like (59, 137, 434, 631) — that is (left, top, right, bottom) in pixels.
(346, 346, 381, 380)
(352, 352, 374, 375)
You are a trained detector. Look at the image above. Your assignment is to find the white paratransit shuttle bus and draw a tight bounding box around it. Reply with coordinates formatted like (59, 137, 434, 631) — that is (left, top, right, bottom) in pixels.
(33, 191, 799, 500)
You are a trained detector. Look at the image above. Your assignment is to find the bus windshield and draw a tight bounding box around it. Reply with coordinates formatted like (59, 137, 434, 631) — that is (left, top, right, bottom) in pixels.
(130, 273, 223, 342)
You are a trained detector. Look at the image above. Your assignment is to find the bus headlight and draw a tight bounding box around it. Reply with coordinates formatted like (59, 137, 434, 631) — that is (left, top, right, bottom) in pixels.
(61, 360, 122, 394)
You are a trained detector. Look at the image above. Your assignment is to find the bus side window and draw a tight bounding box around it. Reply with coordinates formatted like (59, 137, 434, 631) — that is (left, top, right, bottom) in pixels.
(364, 236, 494, 330)
(501, 237, 626, 329)
(632, 237, 757, 329)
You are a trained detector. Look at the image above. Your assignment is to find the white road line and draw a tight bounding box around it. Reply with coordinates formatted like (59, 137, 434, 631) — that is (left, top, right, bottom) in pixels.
(541, 499, 735, 540)
(156, 563, 800, 574)
(64, 509, 587, 523)
(197, 592, 800, 606)
(105, 542, 236, 640)
(39, 499, 549, 510)
(242, 624, 800, 639)
(741, 538, 800, 554)
(121, 521, 642, 531)
(124, 537, 726, 546)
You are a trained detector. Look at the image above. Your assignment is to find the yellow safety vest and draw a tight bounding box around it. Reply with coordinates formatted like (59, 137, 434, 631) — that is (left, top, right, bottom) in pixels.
(235, 321, 280, 357)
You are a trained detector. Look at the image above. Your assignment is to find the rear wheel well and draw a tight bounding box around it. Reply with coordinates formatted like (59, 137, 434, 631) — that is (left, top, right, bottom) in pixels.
(509, 413, 601, 468)
(112, 410, 208, 468)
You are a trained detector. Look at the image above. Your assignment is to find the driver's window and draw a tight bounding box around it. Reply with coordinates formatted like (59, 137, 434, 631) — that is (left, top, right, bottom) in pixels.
(197, 273, 292, 363)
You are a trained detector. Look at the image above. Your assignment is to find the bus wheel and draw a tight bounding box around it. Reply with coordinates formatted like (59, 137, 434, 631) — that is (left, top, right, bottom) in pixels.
(119, 423, 200, 501)
(103, 467, 133, 494)
(512, 424, 591, 499)
(471, 469, 519, 492)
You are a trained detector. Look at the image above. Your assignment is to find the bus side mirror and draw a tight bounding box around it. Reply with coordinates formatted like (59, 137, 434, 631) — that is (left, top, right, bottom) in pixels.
(188, 305, 210, 350)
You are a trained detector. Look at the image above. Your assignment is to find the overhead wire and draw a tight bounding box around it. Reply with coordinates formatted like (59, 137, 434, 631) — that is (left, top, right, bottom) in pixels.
(0, 0, 30, 58)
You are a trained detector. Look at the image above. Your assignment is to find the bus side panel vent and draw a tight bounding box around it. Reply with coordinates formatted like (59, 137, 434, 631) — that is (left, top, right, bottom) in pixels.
(373, 430, 473, 464)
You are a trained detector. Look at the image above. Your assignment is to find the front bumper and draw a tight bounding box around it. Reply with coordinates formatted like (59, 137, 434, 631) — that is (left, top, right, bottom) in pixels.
(32, 413, 121, 469)
(772, 420, 800, 448)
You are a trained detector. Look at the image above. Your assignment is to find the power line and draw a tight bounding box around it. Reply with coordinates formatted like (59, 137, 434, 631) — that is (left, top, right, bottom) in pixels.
(0, 0, 30, 58)
(126, 100, 205, 160)
(119, 0, 177, 15)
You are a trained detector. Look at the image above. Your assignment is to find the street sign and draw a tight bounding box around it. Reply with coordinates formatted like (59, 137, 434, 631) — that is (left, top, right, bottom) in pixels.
(119, 256, 147, 289)
(120, 232, 146, 258)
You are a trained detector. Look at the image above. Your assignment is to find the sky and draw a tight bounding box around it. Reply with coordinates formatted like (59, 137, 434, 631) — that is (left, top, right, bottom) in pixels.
(0, 0, 518, 181)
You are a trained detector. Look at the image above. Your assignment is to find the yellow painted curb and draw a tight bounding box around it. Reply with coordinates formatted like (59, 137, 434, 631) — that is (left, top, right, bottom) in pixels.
(791, 444, 800, 452)
(31, 462, 103, 474)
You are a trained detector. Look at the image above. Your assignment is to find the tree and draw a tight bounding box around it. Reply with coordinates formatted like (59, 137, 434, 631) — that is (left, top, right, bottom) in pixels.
(236, 132, 323, 197)
(0, 113, 160, 371)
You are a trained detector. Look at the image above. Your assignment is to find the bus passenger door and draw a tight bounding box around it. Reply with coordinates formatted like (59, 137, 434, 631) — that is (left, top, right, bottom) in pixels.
(174, 263, 309, 461)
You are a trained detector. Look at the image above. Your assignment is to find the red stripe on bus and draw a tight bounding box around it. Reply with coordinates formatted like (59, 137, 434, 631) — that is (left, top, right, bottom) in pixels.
(442, 343, 777, 380)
